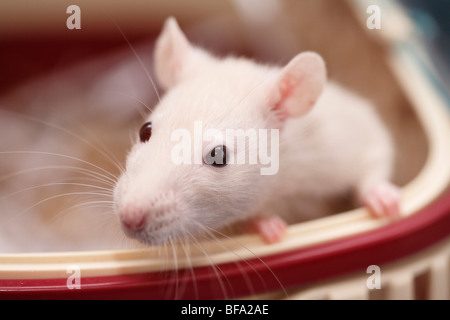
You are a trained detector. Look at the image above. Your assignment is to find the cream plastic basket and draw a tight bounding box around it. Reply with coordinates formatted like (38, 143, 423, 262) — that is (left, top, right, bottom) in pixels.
(0, 0, 449, 299)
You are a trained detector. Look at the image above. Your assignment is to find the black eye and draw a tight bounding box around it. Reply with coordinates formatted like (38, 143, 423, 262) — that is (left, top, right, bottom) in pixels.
(204, 145, 228, 167)
(139, 121, 152, 143)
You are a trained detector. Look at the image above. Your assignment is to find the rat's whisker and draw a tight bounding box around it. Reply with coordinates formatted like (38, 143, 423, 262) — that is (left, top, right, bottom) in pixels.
(0, 151, 119, 182)
(74, 123, 126, 175)
(103, 90, 154, 115)
(9, 191, 113, 222)
(168, 236, 181, 300)
(63, 175, 116, 188)
(177, 232, 199, 299)
(197, 222, 288, 298)
(186, 232, 232, 299)
(108, 18, 161, 103)
(0, 165, 117, 187)
(190, 222, 264, 297)
(0, 109, 125, 175)
(1, 181, 113, 201)
(47, 199, 114, 227)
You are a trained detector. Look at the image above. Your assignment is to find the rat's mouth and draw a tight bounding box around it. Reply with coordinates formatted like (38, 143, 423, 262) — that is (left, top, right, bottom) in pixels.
(120, 214, 186, 246)
(123, 227, 177, 246)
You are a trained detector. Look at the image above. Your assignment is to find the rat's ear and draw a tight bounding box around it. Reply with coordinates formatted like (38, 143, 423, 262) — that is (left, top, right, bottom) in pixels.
(269, 52, 326, 119)
(154, 17, 192, 90)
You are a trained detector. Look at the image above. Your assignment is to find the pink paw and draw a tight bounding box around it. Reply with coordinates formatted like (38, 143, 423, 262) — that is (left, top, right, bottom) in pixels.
(363, 182, 401, 219)
(246, 216, 287, 244)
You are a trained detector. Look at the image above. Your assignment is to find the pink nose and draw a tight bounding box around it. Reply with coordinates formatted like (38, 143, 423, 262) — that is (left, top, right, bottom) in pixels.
(119, 210, 147, 231)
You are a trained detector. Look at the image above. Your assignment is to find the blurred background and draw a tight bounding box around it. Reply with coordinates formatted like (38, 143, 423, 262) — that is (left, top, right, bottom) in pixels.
(399, 0, 450, 97)
(1, 0, 448, 95)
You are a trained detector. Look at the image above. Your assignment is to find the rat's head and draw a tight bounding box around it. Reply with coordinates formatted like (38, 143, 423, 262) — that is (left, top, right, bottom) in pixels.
(113, 17, 326, 245)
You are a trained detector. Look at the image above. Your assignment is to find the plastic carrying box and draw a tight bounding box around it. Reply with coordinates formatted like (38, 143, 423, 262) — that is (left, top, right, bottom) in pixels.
(0, 0, 449, 299)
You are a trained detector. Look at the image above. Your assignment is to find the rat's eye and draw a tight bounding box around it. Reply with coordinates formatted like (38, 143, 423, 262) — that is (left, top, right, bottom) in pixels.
(204, 145, 228, 167)
(139, 121, 152, 143)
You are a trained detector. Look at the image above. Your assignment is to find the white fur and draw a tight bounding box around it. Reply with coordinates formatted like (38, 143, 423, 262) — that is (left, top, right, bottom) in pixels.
(114, 18, 394, 244)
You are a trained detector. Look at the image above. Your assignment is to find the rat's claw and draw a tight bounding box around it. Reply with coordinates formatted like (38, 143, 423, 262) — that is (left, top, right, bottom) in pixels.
(246, 215, 287, 244)
(363, 182, 401, 219)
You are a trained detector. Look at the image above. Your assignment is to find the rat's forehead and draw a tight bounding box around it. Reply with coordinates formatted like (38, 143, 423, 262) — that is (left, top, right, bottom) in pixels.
(158, 81, 267, 118)
(153, 86, 236, 123)
(149, 59, 276, 129)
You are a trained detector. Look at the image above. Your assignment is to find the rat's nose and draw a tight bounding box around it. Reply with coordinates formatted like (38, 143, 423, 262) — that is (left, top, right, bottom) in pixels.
(119, 209, 147, 232)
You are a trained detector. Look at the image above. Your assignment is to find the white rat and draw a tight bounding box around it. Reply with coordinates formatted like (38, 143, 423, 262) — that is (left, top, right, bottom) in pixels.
(113, 17, 400, 245)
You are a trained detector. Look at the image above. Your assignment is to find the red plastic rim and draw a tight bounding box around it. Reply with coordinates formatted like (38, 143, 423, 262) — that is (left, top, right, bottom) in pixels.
(0, 192, 449, 299)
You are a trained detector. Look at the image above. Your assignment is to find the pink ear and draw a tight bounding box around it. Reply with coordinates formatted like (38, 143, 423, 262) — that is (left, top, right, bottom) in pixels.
(154, 17, 192, 90)
(270, 52, 326, 119)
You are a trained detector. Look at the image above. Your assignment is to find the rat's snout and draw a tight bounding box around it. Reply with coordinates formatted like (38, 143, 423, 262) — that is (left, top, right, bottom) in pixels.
(115, 185, 185, 245)
(119, 207, 147, 232)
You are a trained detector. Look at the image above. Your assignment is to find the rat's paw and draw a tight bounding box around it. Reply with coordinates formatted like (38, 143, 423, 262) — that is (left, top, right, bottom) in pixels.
(246, 215, 287, 244)
(363, 182, 401, 219)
